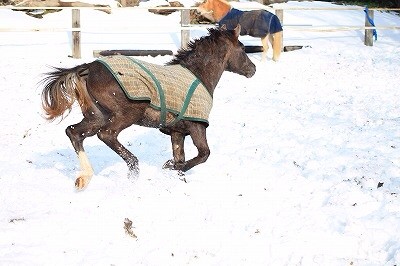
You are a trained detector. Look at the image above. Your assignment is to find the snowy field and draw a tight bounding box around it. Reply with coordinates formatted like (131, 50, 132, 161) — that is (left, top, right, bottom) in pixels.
(1, 1, 400, 265)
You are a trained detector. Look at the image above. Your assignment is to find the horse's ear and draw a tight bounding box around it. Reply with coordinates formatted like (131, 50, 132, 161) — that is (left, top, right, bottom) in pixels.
(220, 24, 227, 30)
(233, 25, 241, 38)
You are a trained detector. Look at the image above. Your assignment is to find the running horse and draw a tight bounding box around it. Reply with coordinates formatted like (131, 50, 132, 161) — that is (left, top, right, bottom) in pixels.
(198, 0, 283, 61)
(41, 25, 256, 190)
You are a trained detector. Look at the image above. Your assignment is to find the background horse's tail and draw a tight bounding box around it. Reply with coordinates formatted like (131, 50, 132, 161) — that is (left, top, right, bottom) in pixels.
(41, 63, 91, 121)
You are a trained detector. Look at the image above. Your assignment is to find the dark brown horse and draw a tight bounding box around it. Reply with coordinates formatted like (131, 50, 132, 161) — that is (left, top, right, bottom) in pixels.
(41, 25, 256, 190)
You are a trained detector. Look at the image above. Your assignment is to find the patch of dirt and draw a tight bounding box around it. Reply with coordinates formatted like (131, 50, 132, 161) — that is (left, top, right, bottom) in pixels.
(123, 218, 137, 238)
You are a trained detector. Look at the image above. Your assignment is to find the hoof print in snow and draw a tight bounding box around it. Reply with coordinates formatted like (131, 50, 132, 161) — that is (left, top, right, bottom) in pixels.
(9, 217, 25, 223)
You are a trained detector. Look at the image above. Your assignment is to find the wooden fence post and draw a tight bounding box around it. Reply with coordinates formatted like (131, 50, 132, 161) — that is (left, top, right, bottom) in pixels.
(181, 9, 190, 49)
(72, 9, 81, 58)
(364, 9, 374, 46)
(275, 9, 284, 51)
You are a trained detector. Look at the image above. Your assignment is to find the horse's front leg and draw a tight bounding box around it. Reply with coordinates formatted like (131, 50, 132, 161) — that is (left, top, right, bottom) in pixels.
(164, 131, 186, 171)
(261, 35, 269, 62)
(181, 124, 210, 172)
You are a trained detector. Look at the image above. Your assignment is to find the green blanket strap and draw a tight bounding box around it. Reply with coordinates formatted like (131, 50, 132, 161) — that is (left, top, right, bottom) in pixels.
(167, 78, 202, 127)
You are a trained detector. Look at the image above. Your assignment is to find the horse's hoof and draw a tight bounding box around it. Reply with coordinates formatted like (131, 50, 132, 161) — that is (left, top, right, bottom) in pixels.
(128, 166, 139, 176)
(178, 170, 185, 176)
(127, 169, 139, 181)
(163, 160, 186, 176)
(75, 177, 87, 190)
(162, 159, 174, 169)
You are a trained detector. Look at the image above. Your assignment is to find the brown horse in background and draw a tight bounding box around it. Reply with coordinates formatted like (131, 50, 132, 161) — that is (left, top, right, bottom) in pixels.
(198, 0, 283, 61)
(40, 25, 256, 190)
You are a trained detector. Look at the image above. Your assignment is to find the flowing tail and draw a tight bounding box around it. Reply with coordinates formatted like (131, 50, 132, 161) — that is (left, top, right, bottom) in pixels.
(41, 63, 91, 121)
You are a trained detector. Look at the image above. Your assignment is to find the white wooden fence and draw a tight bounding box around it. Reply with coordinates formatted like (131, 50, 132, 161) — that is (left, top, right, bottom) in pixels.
(1, 5, 399, 59)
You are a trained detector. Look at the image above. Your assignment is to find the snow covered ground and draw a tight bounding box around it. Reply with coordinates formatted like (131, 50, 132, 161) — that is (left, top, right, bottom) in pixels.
(1, 1, 400, 265)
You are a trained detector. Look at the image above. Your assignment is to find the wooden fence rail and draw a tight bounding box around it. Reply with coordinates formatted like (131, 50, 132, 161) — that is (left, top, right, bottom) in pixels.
(1, 5, 399, 58)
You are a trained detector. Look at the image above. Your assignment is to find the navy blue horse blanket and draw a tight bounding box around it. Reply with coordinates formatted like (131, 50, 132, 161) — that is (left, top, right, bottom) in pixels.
(219, 8, 282, 37)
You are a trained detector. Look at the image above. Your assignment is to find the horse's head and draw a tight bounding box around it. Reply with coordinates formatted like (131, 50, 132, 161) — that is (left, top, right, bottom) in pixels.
(197, 0, 215, 22)
(224, 25, 256, 78)
(197, 0, 231, 22)
(167, 25, 255, 93)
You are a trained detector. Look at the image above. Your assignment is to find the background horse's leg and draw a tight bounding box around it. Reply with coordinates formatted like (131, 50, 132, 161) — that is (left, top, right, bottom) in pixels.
(66, 113, 107, 189)
(261, 35, 269, 62)
(271, 32, 283, 61)
(181, 124, 210, 172)
(96, 116, 140, 177)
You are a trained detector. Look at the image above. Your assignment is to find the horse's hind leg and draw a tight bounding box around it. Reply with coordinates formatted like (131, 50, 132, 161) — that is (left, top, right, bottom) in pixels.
(96, 117, 139, 177)
(271, 31, 282, 61)
(66, 111, 107, 190)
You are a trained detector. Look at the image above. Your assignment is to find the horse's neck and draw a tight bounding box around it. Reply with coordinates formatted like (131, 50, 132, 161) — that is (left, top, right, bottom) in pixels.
(212, 0, 231, 21)
(180, 54, 226, 95)
(185, 64, 223, 95)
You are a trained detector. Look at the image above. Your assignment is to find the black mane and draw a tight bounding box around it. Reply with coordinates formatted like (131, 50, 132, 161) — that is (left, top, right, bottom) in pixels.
(166, 27, 233, 66)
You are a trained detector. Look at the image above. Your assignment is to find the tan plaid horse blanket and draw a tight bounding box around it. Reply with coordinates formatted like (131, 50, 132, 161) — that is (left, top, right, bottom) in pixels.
(97, 56, 212, 126)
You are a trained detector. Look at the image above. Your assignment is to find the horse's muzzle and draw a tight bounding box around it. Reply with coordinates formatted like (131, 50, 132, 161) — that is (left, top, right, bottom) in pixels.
(245, 64, 256, 78)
